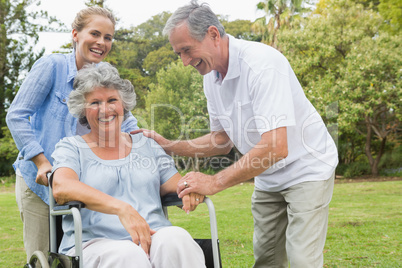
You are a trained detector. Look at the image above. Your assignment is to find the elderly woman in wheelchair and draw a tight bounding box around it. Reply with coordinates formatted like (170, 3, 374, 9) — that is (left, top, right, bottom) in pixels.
(50, 62, 206, 267)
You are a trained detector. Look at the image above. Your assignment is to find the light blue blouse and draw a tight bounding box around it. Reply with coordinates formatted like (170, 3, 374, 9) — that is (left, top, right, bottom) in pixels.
(51, 133, 177, 254)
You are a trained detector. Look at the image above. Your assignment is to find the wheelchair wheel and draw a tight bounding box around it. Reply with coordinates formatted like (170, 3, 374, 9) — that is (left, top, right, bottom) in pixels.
(25, 250, 50, 268)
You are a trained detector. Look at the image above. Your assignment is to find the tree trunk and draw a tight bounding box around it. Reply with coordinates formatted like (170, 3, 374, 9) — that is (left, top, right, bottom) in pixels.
(364, 116, 386, 176)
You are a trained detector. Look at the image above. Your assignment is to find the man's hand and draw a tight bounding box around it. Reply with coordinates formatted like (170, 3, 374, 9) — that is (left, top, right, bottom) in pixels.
(177, 171, 221, 198)
(131, 129, 173, 152)
(130, 129, 166, 144)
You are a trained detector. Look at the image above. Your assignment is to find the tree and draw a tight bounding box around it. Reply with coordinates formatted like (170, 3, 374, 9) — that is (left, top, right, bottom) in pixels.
(279, 0, 401, 175)
(220, 18, 259, 41)
(378, 0, 402, 34)
(143, 44, 178, 77)
(0, 126, 19, 175)
(252, 0, 312, 48)
(144, 61, 210, 171)
(85, 0, 105, 7)
(336, 34, 401, 175)
(0, 0, 59, 137)
(110, 12, 172, 75)
(144, 61, 206, 139)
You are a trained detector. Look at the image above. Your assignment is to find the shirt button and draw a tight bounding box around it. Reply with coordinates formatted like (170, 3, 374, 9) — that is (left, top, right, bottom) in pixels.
(63, 99, 66, 102)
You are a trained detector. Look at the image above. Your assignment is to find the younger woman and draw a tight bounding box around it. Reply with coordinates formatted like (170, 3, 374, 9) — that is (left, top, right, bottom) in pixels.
(6, 7, 138, 261)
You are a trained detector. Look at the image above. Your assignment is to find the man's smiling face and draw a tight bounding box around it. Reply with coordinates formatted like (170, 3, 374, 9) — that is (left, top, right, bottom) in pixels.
(169, 23, 217, 76)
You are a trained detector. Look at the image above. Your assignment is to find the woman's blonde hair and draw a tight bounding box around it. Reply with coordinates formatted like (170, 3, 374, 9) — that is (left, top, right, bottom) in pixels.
(71, 6, 116, 49)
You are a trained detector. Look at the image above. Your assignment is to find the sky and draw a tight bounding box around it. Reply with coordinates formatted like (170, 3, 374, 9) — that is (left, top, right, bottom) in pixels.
(32, 0, 265, 54)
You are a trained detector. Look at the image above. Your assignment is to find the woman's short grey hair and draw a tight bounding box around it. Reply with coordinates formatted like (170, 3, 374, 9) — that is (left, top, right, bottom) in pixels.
(68, 62, 136, 127)
(163, 0, 226, 41)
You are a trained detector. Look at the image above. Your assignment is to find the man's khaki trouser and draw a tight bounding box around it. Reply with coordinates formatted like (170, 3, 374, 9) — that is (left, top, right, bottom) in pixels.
(252, 174, 335, 268)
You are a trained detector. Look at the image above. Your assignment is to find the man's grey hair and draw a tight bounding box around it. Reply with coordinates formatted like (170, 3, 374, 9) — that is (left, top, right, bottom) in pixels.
(163, 0, 226, 41)
(68, 62, 136, 127)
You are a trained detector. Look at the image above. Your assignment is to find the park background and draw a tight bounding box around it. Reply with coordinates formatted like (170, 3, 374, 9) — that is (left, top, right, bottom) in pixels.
(0, 0, 401, 267)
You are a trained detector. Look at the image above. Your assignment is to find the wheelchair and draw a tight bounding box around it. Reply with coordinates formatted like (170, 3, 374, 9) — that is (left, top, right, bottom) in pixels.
(25, 181, 222, 268)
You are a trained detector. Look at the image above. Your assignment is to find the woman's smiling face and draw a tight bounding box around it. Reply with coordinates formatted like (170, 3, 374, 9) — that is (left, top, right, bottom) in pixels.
(84, 87, 124, 137)
(73, 15, 114, 70)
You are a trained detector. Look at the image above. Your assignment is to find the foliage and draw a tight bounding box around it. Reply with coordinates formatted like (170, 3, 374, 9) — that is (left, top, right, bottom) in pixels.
(0, 0, 61, 137)
(109, 12, 172, 76)
(144, 61, 207, 140)
(343, 161, 371, 178)
(349, 0, 402, 34)
(105, 12, 176, 111)
(143, 44, 178, 77)
(85, 0, 105, 7)
(0, 127, 18, 176)
(143, 61, 209, 171)
(337, 33, 401, 174)
(379, 145, 402, 174)
(378, 0, 402, 34)
(252, 0, 312, 48)
(220, 19, 259, 41)
(279, 0, 401, 175)
(337, 133, 366, 165)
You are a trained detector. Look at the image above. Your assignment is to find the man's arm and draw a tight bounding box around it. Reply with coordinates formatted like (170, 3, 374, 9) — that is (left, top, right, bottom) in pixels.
(131, 129, 233, 157)
(177, 127, 288, 196)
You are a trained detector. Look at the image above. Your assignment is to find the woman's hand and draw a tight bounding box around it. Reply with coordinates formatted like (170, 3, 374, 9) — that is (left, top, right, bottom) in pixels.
(182, 192, 205, 214)
(117, 203, 156, 256)
(32, 153, 52, 186)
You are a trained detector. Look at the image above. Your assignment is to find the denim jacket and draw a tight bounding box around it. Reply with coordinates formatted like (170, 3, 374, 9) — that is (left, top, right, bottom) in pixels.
(6, 51, 139, 204)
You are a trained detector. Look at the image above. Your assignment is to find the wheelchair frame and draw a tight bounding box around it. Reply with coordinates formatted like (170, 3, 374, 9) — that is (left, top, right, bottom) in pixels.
(25, 187, 221, 268)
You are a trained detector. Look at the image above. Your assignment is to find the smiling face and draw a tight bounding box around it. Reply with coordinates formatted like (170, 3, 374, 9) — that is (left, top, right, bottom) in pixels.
(73, 15, 114, 70)
(169, 23, 218, 76)
(84, 87, 124, 138)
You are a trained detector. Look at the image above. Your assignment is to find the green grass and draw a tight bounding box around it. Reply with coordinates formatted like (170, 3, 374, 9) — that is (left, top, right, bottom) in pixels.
(324, 181, 401, 267)
(0, 184, 25, 267)
(1, 179, 401, 267)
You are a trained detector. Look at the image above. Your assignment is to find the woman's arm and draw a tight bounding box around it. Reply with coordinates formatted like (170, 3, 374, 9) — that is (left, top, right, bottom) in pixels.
(52, 167, 155, 255)
(6, 56, 57, 186)
(160, 172, 204, 213)
(6, 57, 55, 160)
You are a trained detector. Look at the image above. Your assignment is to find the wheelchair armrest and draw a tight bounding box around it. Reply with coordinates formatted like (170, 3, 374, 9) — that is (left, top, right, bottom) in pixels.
(53, 201, 86, 211)
(161, 193, 183, 207)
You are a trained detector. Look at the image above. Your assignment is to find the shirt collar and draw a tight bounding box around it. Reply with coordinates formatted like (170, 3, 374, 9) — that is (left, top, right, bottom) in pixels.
(221, 34, 241, 81)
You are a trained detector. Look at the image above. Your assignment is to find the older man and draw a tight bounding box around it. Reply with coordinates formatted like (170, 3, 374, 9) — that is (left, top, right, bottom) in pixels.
(134, 1, 338, 267)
